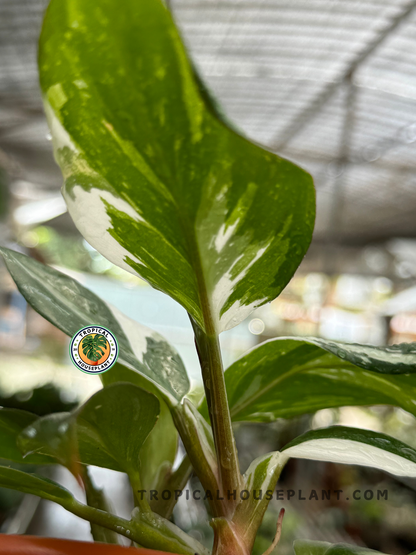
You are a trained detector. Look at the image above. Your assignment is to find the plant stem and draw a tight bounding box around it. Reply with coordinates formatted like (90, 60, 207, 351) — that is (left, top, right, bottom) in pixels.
(66, 499, 201, 555)
(211, 517, 250, 555)
(192, 321, 242, 515)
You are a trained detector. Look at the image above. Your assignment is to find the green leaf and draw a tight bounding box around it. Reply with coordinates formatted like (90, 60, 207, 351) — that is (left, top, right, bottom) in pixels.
(282, 425, 416, 477)
(0, 408, 55, 465)
(19, 384, 160, 491)
(294, 540, 332, 555)
(18, 412, 80, 477)
(102, 363, 178, 492)
(139, 399, 178, 491)
(324, 547, 388, 555)
(219, 337, 416, 422)
(39, 0, 315, 335)
(0, 407, 120, 470)
(10, 366, 178, 494)
(75, 416, 121, 471)
(0, 466, 73, 504)
(77, 383, 160, 489)
(0, 247, 189, 405)
(294, 540, 388, 555)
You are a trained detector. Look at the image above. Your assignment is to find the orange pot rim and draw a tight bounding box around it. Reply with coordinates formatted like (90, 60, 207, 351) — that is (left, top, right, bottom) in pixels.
(0, 535, 181, 555)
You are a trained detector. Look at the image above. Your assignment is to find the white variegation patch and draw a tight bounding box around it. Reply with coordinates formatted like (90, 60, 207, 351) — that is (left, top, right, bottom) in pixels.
(45, 96, 151, 280)
(107, 302, 186, 404)
(212, 243, 271, 333)
(214, 220, 239, 253)
(106, 302, 154, 364)
(64, 185, 145, 276)
(305, 337, 416, 372)
(284, 438, 416, 477)
(219, 297, 269, 333)
(45, 97, 151, 282)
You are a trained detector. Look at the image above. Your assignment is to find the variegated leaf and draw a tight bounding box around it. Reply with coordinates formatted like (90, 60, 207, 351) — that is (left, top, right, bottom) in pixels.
(0, 247, 189, 405)
(39, 0, 315, 334)
(232, 452, 285, 552)
(217, 337, 416, 422)
(282, 426, 416, 477)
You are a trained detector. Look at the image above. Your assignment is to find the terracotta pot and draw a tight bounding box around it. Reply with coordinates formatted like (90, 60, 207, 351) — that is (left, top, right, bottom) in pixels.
(0, 535, 178, 555)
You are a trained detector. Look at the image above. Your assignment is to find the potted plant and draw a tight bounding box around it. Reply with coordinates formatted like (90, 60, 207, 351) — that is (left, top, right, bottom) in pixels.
(1, 0, 415, 554)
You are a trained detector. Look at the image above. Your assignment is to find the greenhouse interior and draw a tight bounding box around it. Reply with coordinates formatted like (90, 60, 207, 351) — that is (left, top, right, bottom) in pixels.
(1, 0, 416, 554)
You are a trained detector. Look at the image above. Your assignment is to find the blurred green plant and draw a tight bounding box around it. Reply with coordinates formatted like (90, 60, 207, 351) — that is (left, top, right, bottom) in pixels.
(0, 384, 77, 416)
(0, 168, 9, 220)
(0, 0, 415, 554)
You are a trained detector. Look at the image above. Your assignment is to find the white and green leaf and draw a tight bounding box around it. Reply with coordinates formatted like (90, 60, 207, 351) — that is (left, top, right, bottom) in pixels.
(232, 451, 286, 551)
(0, 247, 189, 405)
(39, 0, 315, 335)
(216, 337, 416, 422)
(282, 426, 416, 478)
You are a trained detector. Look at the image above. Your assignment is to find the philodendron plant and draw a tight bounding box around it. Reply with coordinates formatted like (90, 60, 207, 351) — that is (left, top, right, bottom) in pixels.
(1, 0, 416, 554)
